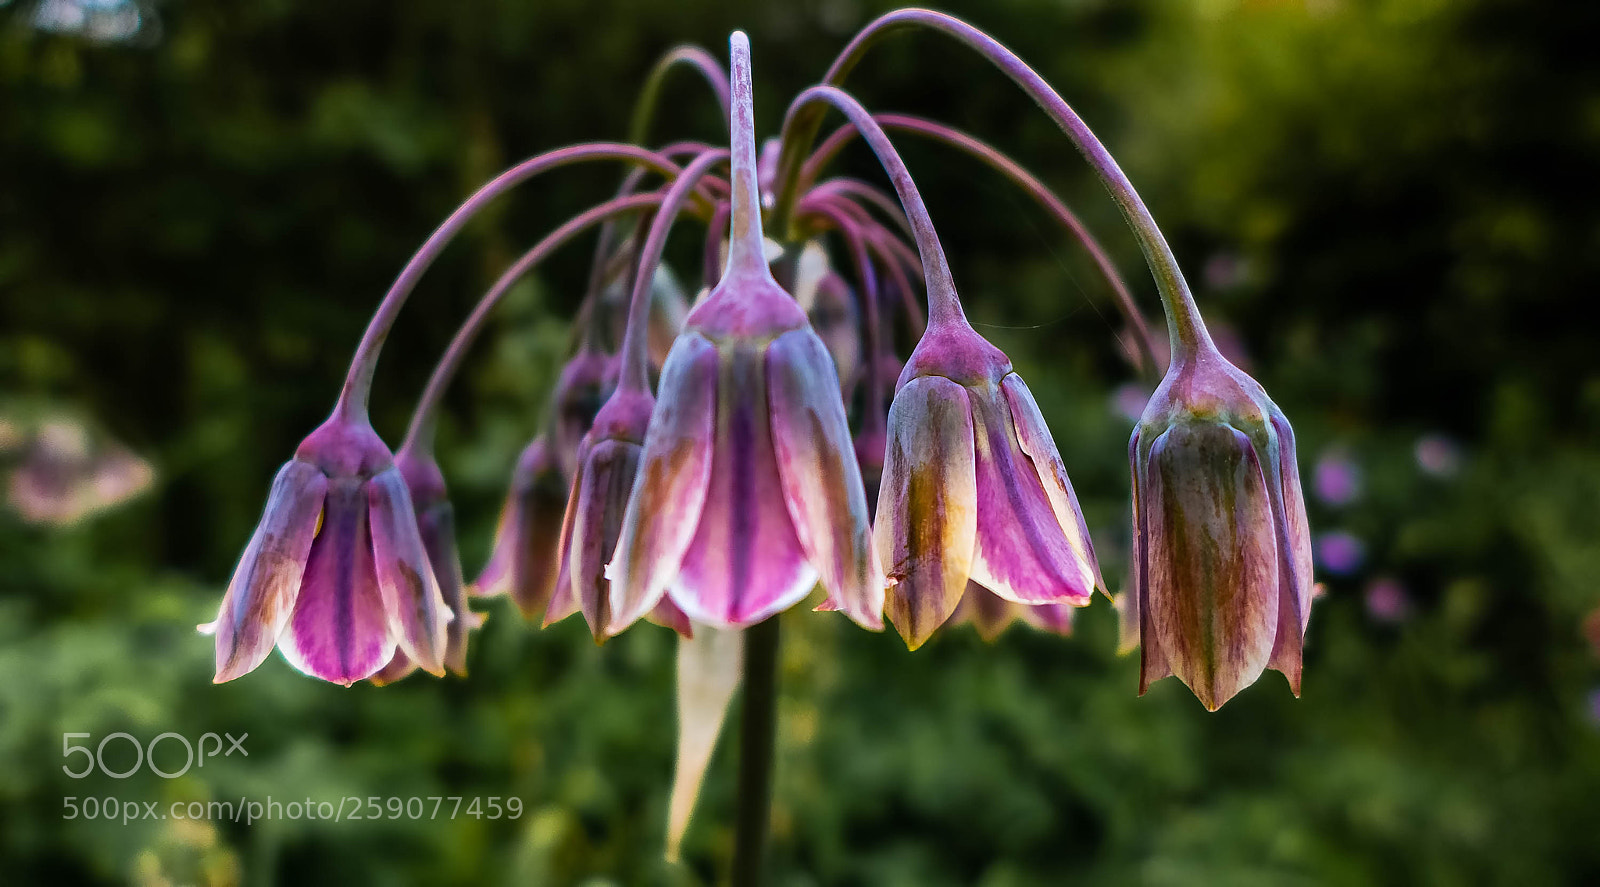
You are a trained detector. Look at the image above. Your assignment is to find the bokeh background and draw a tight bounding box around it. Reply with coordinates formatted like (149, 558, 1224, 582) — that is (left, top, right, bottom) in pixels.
(3, 0, 1598, 884)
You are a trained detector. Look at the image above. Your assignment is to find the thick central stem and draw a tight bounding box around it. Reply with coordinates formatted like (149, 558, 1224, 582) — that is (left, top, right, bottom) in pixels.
(723, 32, 773, 284)
(732, 616, 780, 887)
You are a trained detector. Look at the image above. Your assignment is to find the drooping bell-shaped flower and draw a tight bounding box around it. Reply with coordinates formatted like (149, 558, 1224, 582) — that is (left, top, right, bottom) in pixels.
(606, 34, 883, 633)
(550, 148, 729, 641)
(774, 81, 1102, 650)
(876, 321, 1103, 649)
(1129, 335, 1313, 710)
(202, 416, 452, 686)
(474, 435, 568, 621)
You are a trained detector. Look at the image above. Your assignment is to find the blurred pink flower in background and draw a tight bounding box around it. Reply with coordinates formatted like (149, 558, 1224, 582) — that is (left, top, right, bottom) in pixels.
(3, 414, 154, 527)
(1314, 530, 1366, 576)
(1415, 433, 1462, 478)
(1313, 447, 1363, 506)
(1363, 577, 1411, 624)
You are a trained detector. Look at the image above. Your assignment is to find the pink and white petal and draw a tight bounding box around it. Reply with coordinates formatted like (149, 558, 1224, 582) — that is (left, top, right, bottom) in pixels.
(606, 333, 719, 634)
(470, 498, 516, 599)
(647, 596, 696, 638)
(967, 382, 1095, 606)
(1000, 374, 1104, 595)
(767, 329, 883, 629)
(669, 342, 817, 628)
(415, 499, 472, 676)
(279, 477, 396, 686)
(206, 459, 327, 683)
(876, 376, 978, 650)
(568, 439, 643, 641)
(369, 468, 451, 676)
(1145, 424, 1280, 711)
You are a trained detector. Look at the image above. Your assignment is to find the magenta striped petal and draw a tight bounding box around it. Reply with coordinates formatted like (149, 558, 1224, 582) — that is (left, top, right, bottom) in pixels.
(767, 329, 883, 629)
(606, 333, 720, 633)
(369, 468, 451, 676)
(966, 381, 1094, 606)
(1000, 374, 1103, 596)
(368, 649, 417, 687)
(670, 341, 816, 628)
(567, 439, 643, 641)
(278, 477, 395, 686)
(877, 376, 977, 650)
(204, 459, 327, 683)
(1144, 424, 1280, 711)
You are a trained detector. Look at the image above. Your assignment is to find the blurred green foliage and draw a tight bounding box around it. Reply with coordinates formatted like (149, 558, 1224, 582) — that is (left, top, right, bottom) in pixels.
(2, 0, 1597, 884)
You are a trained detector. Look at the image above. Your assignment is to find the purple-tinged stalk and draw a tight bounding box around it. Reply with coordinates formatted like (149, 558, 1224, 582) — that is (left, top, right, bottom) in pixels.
(794, 194, 883, 394)
(606, 34, 884, 635)
(807, 112, 1160, 378)
(552, 148, 729, 641)
(375, 193, 675, 658)
(802, 8, 1311, 705)
(332, 143, 711, 427)
(780, 84, 1103, 649)
(628, 46, 732, 147)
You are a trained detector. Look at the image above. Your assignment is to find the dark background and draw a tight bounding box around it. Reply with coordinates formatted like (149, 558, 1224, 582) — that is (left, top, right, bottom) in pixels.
(2, 0, 1597, 883)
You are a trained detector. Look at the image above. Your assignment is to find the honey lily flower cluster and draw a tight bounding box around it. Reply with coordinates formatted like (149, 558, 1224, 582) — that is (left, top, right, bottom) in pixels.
(204, 11, 1315, 717)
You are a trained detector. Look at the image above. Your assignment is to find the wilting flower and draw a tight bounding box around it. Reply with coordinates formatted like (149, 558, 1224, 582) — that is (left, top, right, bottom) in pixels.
(474, 436, 568, 621)
(202, 417, 452, 686)
(875, 321, 1102, 649)
(947, 580, 1074, 642)
(1129, 342, 1313, 710)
